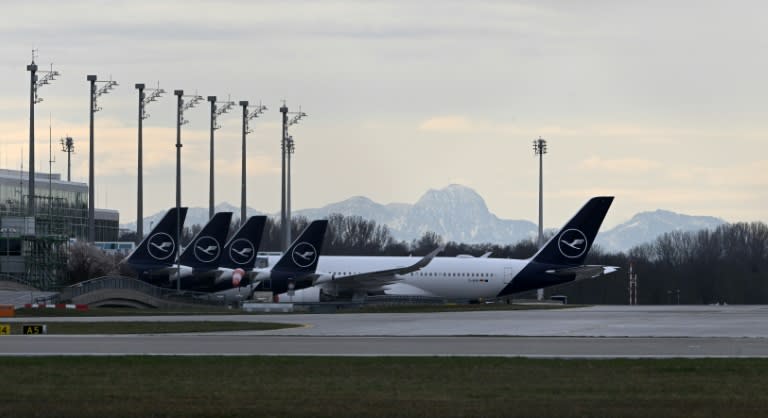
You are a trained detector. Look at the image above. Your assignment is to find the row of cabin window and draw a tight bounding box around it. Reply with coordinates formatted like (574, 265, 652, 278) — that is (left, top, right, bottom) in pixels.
(410, 272, 493, 278)
(331, 271, 493, 278)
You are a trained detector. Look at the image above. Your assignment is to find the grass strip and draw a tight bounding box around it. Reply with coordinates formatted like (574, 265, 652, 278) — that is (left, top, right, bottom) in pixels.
(13, 307, 243, 317)
(5, 321, 300, 334)
(0, 357, 766, 418)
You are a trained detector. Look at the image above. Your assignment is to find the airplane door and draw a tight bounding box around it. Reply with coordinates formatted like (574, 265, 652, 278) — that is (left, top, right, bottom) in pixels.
(503, 267, 514, 284)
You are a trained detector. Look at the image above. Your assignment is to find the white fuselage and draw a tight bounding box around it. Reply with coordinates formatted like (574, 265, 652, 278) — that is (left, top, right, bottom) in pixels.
(265, 255, 529, 300)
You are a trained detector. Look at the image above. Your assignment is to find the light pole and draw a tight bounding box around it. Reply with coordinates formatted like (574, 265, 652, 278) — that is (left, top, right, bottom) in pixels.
(174, 90, 203, 291)
(26, 51, 59, 217)
(59, 137, 74, 182)
(286, 135, 294, 232)
(135, 82, 165, 242)
(533, 137, 547, 301)
(532, 137, 547, 248)
(207, 96, 235, 220)
(87, 74, 118, 242)
(238, 101, 267, 226)
(279, 103, 307, 250)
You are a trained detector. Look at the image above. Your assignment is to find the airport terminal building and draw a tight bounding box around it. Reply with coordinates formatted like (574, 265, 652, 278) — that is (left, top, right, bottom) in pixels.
(0, 169, 119, 289)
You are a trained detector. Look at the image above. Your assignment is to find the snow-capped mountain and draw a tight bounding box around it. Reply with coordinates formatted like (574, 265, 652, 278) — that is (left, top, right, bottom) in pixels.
(123, 185, 728, 253)
(295, 185, 537, 244)
(121, 202, 264, 233)
(595, 210, 726, 253)
(397, 185, 536, 243)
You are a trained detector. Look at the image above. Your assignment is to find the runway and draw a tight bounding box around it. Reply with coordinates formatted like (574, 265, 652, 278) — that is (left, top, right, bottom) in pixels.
(3, 305, 768, 357)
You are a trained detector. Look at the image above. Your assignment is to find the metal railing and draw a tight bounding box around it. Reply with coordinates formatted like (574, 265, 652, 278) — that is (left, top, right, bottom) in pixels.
(58, 276, 228, 306)
(0, 274, 38, 290)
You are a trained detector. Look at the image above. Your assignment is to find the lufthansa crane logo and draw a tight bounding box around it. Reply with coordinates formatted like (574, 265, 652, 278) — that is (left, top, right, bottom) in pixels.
(229, 238, 255, 265)
(558, 228, 588, 259)
(193, 236, 220, 263)
(147, 232, 175, 261)
(291, 242, 317, 268)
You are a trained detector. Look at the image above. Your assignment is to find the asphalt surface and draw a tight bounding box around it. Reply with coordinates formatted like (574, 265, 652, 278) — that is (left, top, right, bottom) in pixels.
(3, 305, 768, 357)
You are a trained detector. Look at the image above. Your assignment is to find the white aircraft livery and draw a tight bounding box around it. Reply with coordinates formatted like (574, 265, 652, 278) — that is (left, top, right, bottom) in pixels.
(263, 196, 618, 302)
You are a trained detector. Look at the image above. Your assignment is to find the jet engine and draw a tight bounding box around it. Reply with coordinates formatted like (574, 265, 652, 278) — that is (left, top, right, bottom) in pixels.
(274, 286, 321, 303)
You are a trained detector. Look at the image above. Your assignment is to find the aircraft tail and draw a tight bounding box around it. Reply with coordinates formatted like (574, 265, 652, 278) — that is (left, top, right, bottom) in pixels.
(271, 220, 328, 275)
(219, 216, 267, 270)
(125, 207, 188, 268)
(531, 196, 614, 266)
(177, 211, 233, 270)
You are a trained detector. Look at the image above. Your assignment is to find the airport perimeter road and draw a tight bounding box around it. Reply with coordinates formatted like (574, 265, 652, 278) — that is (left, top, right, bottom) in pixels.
(2, 335, 768, 358)
(7, 305, 768, 338)
(3, 306, 768, 357)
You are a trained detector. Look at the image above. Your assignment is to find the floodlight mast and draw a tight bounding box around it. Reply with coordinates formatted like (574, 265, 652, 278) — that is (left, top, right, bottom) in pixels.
(239, 101, 267, 226)
(135, 83, 165, 241)
(279, 103, 307, 250)
(27, 50, 60, 217)
(532, 137, 547, 248)
(87, 74, 118, 242)
(207, 96, 235, 220)
(174, 90, 203, 292)
(286, 135, 295, 233)
(59, 136, 74, 182)
(533, 137, 548, 302)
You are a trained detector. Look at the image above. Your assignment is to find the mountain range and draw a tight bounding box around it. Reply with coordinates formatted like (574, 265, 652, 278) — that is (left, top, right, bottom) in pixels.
(122, 184, 726, 253)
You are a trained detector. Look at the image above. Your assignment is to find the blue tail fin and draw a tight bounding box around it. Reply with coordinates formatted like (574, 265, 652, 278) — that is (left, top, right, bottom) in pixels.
(271, 220, 328, 275)
(531, 196, 614, 265)
(178, 212, 233, 270)
(126, 207, 188, 270)
(219, 216, 267, 270)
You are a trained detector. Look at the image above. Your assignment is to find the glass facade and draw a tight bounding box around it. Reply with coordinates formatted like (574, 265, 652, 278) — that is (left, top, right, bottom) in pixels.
(0, 169, 119, 240)
(0, 170, 121, 289)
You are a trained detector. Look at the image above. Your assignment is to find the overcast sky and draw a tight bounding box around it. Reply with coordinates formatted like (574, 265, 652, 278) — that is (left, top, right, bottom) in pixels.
(1, 0, 766, 229)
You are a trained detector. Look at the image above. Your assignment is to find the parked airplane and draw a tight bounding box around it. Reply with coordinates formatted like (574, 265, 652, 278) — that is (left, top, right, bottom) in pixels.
(125, 210, 233, 286)
(207, 215, 267, 291)
(210, 219, 331, 301)
(123, 207, 188, 279)
(166, 211, 233, 284)
(264, 196, 618, 302)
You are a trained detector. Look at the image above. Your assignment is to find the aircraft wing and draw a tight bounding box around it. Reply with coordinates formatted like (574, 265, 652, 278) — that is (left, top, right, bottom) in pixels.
(545, 265, 619, 280)
(314, 245, 445, 291)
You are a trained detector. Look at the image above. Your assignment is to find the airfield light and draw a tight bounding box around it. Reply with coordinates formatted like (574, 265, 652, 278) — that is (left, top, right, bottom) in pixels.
(628, 262, 638, 305)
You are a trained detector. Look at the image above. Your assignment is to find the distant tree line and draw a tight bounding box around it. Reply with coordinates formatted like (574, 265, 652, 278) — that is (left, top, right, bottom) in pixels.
(100, 215, 768, 304)
(558, 222, 768, 305)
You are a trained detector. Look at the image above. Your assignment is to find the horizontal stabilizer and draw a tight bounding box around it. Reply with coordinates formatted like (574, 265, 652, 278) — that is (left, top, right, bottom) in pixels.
(545, 265, 620, 280)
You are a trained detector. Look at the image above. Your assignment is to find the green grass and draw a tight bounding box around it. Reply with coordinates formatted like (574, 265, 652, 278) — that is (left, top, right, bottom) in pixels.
(0, 357, 766, 417)
(4, 321, 301, 334)
(13, 307, 243, 317)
